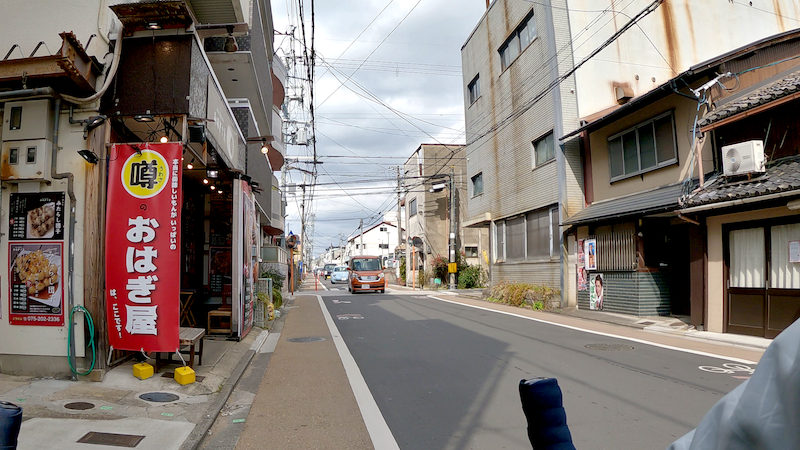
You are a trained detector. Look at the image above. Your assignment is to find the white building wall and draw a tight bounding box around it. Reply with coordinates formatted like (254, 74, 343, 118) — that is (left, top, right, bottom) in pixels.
(348, 223, 399, 264)
(566, 0, 797, 129)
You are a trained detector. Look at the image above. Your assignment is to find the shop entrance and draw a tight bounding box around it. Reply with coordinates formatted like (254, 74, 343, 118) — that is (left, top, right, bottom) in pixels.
(725, 220, 800, 338)
(180, 159, 234, 336)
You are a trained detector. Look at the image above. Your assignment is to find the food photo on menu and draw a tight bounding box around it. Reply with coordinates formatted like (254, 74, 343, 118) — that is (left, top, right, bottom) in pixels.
(27, 202, 56, 239)
(9, 243, 63, 313)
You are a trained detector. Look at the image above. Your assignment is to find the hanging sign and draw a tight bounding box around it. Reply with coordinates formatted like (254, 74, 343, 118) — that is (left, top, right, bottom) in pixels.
(105, 143, 183, 352)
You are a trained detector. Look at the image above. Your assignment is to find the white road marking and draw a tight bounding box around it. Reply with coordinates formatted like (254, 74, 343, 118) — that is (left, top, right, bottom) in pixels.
(427, 295, 759, 365)
(259, 332, 281, 354)
(317, 295, 399, 450)
(250, 330, 269, 351)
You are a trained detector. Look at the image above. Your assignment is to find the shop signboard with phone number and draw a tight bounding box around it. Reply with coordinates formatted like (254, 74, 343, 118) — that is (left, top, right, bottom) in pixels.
(6, 192, 66, 325)
(105, 143, 182, 352)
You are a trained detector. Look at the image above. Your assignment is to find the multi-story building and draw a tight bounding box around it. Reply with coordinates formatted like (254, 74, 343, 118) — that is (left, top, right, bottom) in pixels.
(0, 0, 286, 377)
(562, 30, 800, 339)
(402, 144, 488, 286)
(346, 221, 401, 267)
(461, 0, 796, 307)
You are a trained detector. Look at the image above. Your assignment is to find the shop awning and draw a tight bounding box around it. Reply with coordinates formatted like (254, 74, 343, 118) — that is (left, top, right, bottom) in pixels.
(563, 183, 685, 226)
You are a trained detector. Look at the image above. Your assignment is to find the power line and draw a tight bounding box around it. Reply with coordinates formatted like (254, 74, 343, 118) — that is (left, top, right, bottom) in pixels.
(464, 0, 664, 151)
(316, 0, 425, 109)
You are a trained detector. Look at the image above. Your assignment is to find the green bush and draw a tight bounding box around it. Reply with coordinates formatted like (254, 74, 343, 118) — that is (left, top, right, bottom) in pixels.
(457, 264, 486, 289)
(272, 287, 283, 309)
(260, 268, 285, 290)
(417, 269, 426, 288)
(488, 281, 559, 309)
(399, 256, 406, 284)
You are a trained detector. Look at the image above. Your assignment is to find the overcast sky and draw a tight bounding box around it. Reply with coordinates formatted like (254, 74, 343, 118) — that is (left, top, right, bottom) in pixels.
(271, 0, 488, 258)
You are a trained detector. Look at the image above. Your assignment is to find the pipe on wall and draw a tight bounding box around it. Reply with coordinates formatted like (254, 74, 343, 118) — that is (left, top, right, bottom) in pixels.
(50, 97, 80, 380)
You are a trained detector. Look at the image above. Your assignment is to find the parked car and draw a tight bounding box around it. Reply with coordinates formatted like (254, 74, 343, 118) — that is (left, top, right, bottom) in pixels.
(323, 263, 336, 279)
(330, 266, 349, 284)
(348, 255, 386, 293)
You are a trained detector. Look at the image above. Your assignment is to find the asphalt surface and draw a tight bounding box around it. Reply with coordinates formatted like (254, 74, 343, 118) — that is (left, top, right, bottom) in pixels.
(318, 283, 753, 450)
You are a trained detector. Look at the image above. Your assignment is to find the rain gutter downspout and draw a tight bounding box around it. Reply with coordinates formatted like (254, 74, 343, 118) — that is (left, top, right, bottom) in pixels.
(543, 0, 569, 308)
(50, 97, 79, 381)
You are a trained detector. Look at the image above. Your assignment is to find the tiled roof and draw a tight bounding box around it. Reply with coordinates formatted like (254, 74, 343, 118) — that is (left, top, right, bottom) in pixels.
(681, 156, 800, 207)
(698, 68, 800, 127)
(563, 183, 684, 225)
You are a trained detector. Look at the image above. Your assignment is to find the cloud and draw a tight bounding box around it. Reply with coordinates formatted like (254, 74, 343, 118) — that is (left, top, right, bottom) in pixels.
(273, 0, 487, 257)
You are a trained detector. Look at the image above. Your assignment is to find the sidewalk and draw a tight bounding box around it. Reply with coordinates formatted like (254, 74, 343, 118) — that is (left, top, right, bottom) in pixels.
(0, 321, 272, 450)
(234, 294, 372, 450)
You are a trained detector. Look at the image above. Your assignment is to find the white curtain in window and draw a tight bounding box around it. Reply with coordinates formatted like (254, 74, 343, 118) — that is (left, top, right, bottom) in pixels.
(771, 223, 800, 289)
(730, 228, 765, 288)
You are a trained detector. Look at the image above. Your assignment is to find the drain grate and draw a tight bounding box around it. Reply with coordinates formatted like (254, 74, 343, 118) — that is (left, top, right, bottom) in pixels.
(64, 401, 95, 410)
(77, 432, 144, 447)
(638, 321, 655, 326)
(585, 343, 635, 351)
(288, 337, 326, 343)
(139, 392, 179, 403)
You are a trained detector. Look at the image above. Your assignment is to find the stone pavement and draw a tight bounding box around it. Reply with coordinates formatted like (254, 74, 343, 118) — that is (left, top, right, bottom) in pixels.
(0, 318, 271, 450)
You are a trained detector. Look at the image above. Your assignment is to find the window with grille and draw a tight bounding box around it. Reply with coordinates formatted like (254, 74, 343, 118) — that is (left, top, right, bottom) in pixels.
(589, 232, 637, 271)
(533, 132, 555, 167)
(608, 111, 677, 181)
(468, 75, 480, 104)
(494, 206, 559, 262)
(499, 11, 537, 70)
(471, 172, 483, 196)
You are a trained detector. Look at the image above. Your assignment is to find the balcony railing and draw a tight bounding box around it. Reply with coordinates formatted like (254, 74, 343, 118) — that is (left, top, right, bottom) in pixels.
(267, 106, 285, 170)
(261, 244, 288, 263)
(272, 54, 287, 108)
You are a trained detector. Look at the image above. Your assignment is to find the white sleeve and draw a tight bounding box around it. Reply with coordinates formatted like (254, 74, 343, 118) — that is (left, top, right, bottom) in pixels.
(668, 318, 800, 450)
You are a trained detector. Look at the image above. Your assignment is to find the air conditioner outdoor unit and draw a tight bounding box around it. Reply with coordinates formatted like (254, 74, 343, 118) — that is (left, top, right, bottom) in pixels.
(721, 140, 765, 176)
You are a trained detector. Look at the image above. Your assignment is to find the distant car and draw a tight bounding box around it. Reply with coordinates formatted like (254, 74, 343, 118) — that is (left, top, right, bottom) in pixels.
(323, 263, 336, 279)
(330, 266, 348, 284)
(348, 255, 386, 293)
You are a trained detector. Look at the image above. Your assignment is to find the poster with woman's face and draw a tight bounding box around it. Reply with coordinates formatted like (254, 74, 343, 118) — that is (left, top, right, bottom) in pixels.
(589, 273, 604, 311)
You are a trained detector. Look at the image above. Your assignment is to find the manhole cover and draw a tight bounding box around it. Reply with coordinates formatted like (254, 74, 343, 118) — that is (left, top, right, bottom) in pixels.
(139, 392, 180, 402)
(287, 337, 326, 343)
(64, 401, 95, 410)
(585, 343, 635, 351)
(77, 431, 144, 447)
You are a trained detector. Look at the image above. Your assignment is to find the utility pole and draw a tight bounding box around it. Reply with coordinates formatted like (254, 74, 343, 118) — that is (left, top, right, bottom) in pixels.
(394, 166, 403, 268)
(359, 218, 364, 255)
(449, 167, 456, 290)
(300, 183, 306, 277)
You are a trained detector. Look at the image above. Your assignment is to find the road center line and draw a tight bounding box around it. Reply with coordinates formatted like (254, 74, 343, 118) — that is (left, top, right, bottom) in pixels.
(316, 295, 399, 450)
(427, 295, 758, 365)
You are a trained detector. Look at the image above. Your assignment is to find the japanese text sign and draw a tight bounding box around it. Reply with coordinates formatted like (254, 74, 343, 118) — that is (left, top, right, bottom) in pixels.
(105, 143, 182, 352)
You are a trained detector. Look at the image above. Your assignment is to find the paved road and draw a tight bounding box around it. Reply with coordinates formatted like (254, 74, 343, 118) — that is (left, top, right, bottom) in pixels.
(318, 285, 753, 449)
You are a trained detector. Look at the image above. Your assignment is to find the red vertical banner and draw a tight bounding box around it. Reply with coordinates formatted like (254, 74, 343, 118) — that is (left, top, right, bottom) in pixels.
(105, 143, 183, 352)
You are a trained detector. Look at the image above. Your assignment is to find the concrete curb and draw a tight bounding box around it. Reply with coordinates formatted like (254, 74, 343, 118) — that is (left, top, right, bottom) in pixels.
(180, 302, 291, 450)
